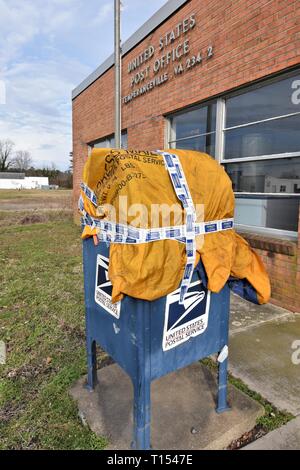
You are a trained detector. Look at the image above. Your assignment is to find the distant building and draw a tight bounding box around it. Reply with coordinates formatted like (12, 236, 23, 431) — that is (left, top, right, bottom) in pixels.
(0, 173, 49, 189)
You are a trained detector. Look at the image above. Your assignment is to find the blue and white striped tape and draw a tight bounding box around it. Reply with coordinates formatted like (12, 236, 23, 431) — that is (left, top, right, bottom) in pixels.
(80, 182, 98, 207)
(157, 151, 196, 303)
(79, 151, 234, 304)
(79, 199, 233, 241)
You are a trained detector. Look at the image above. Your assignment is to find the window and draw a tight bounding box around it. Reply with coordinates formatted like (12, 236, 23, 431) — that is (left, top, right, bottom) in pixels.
(226, 158, 300, 194)
(223, 72, 300, 236)
(167, 70, 300, 237)
(225, 75, 300, 128)
(234, 196, 299, 233)
(224, 114, 300, 159)
(168, 102, 216, 156)
(91, 131, 128, 149)
(224, 74, 300, 160)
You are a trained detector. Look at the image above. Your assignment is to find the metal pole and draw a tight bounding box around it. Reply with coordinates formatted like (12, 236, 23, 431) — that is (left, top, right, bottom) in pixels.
(114, 0, 121, 148)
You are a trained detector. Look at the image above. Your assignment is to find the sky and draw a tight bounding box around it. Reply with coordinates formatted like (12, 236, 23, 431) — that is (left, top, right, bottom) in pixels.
(0, 0, 168, 170)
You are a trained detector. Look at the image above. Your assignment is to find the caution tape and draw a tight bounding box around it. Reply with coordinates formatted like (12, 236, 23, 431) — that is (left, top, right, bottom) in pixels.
(157, 151, 196, 302)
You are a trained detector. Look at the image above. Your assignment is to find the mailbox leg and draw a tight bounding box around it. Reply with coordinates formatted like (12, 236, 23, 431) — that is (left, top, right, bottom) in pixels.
(216, 356, 230, 413)
(86, 338, 97, 391)
(132, 378, 151, 450)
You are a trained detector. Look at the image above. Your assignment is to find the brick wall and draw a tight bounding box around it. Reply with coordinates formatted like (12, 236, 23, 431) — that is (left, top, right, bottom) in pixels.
(243, 208, 300, 312)
(72, 0, 300, 311)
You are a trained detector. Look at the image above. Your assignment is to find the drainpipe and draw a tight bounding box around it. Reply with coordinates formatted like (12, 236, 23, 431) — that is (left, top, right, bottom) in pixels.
(114, 0, 121, 148)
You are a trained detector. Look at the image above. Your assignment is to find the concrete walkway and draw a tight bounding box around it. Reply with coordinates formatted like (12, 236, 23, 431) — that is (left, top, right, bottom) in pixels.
(70, 294, 300, 450)
(229, 294, 300, 449)
(229, 295, 300, 416)
(242, 416, 300, 450)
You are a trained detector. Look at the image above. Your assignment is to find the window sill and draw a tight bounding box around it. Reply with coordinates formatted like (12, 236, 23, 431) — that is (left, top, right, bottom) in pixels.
(238, 231, 297, 256)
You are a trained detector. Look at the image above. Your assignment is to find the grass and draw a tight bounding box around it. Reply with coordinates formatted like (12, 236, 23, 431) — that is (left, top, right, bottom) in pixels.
(0, 209, 73, 227)
(0, 189, 72, 215)
(0, 207, 107, 449)
(0, 189, 72, 200)
(0, 189, 294, 449)
(229, 374, 294, 431)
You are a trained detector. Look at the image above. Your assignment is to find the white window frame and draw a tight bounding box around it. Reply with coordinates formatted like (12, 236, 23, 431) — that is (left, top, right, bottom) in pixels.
(166, 69, 300, 240)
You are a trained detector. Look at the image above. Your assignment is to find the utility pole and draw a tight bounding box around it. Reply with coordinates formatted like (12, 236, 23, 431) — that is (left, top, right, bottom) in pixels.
(114, 0, 121, 148)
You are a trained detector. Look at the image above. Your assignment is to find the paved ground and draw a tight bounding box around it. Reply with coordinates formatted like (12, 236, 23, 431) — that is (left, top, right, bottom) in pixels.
(229, 294, 293, 336)
(70, 293, 300, 450)
(242, 416, 300, 450)
(229, 294, 300, 450)
(70, 362, 263, 450)
(229, 295, 300, 416)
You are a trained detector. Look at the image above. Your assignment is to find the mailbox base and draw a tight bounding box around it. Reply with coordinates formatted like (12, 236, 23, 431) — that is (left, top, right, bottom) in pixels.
(83, 238, 234, 449)
(70, 362, 264, 450)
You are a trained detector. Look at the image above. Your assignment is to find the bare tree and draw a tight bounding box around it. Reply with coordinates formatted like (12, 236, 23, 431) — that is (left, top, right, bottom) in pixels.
(13, 150, 33, 171)
(0, 139, 15, 171)
(50, 161, 57, 172)
(69, 151, 73, 174)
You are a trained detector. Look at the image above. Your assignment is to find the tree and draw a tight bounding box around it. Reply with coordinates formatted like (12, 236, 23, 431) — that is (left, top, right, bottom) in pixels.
(13, 150, 33, 171)
(0, 139, 15, 171)
(69, 151, 73, 174)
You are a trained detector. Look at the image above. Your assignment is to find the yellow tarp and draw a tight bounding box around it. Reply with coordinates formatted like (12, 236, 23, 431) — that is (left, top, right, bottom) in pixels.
(80, 148, 271, 305)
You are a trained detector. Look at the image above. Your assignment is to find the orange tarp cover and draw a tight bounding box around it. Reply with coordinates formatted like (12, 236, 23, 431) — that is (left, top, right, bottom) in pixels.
(80, 148, 271, 305)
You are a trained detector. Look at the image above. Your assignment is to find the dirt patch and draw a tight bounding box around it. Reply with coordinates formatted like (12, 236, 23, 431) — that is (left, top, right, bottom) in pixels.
(0, 363, 55, 425)
(0, 402, 26, 424)
(6, 362, 56, 381)
(59, 320, 86, 342)
(227, 424, 267, 450)
(0, 209, 73, 227)
(20, 214, 45, 225)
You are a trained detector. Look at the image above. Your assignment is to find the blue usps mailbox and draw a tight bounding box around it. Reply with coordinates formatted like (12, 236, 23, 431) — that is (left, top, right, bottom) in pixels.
(83, 237, 230, 450)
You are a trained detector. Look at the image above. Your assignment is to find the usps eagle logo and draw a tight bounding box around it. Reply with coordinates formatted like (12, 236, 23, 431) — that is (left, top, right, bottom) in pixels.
(94, 255, 121, 318)
(163, 279, 210, 351)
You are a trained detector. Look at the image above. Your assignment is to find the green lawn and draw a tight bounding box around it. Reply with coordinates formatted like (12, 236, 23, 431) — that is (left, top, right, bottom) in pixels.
(0, 217, 107, 450)
(0, 191, 293, 450)
(0, 189, 72, 200)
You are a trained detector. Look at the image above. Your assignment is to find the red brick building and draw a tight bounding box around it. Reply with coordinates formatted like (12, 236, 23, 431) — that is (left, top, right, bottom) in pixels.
(72, 0, 300, 311)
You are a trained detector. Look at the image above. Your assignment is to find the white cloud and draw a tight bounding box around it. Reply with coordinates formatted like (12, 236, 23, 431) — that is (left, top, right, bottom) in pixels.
(0, 79, 6, 104)
(92, 2, 114, 26)
(0, 0, 168, 170)
(0, 54, 90, 169)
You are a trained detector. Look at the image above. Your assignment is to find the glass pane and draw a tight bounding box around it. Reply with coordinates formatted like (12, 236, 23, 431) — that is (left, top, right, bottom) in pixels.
(121, 132, 128, 149)
(93, 139, 108, 148)
(234, 197, 299, 232)
(226, 74, 300, 127)
(224, 114, 300, 159)
(110, 133, 127, 148)
(171, 132, 215, 157)
(93, 132, 127, 149)
(225, 157, 300, 193)
(171, 103, 216, 140)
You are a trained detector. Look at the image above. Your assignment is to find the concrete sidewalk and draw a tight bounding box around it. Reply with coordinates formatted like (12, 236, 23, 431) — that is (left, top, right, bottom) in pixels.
(229, 295, 300, 416)
(70, 294, 300, 450)
(229, 294, 300, 450)
(242, 416, 300, 450)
